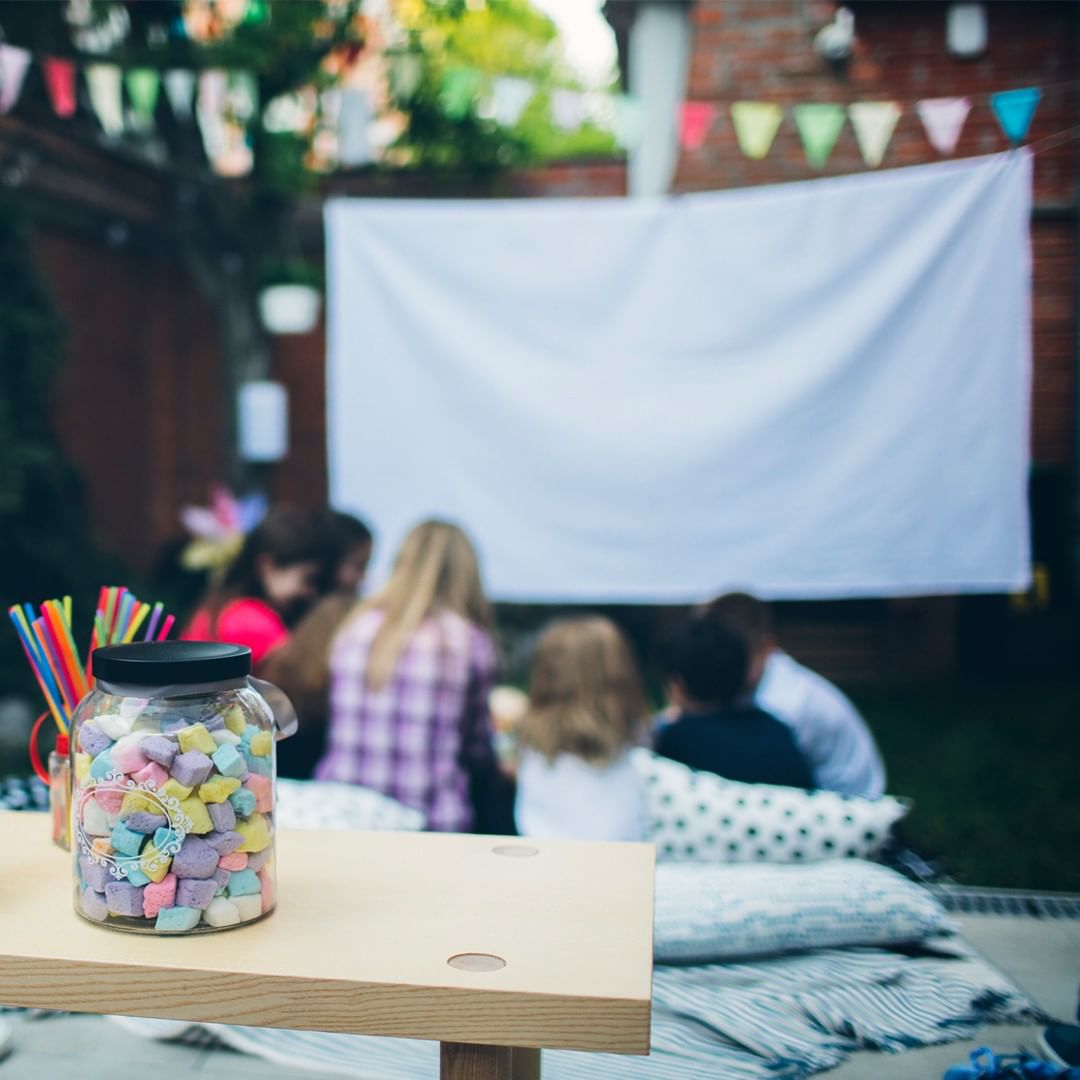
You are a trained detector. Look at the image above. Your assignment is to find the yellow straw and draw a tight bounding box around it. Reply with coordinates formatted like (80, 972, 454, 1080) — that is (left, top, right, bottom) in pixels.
(122, 602, 151, 644)
(63, 594, 72, 628)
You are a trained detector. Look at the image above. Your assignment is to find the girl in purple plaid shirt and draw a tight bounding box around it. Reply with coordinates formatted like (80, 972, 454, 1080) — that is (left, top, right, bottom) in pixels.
(315, 521, 499, 832)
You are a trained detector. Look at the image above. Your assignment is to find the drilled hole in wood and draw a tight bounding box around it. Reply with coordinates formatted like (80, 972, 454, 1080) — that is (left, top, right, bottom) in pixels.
(492, 844, 539, 858)
(447, 953, 506, 972)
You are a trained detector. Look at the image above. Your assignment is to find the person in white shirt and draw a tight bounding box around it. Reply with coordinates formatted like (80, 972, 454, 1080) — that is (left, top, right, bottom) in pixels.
(705, 593, 886, 799)
(514, 616, 647, 841)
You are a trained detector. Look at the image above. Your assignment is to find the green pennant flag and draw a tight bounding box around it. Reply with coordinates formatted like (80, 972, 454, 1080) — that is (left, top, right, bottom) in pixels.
(439, 67, 482, 121)
(126, 68, 160, 125)
(730, 101, 783, 160)
(793, 103, 845, 169)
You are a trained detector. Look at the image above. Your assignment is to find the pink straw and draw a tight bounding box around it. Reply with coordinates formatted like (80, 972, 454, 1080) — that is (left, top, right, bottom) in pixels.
(156, 614, 176, 642)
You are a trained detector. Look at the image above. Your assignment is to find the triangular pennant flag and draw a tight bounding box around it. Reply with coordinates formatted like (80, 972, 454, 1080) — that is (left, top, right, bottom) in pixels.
(126, 68, 161, 127)
(916, 97, 971, 155)
(613, 95, 645, 150)
(0, 45, 31, 114)
(196, 69, 228, 162)
(848, 101, 901, 167)
(551, 88, 587, 131)
(388, 52, 422, 103)
(85, 64, 124, 136)
(338, 87, 374, 166)
(793, 103, 845, 168)
(225, 71, 258, 123)
(730, 101, 782, 160)
(679, 101, 715, 150)
(43, 57, 78, 118)
(439, 67, 480, 121)
(492, 77, 533, 127)
(164, 69, 196, 119)
(991, 87, 1041, 144)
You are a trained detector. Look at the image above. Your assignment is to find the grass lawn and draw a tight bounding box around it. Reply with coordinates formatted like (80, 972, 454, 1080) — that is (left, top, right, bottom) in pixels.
(852, 679, 1080, 893)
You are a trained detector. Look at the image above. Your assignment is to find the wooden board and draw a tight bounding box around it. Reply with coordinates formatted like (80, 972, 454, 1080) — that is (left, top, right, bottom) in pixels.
(0, 814, 654, 1053)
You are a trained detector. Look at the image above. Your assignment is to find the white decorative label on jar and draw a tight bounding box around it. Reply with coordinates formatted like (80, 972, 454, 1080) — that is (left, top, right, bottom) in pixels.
(75, 771, 193, 882)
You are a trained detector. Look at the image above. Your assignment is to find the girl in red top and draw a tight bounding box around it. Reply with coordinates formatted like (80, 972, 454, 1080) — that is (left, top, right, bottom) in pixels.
(182, 507, 327, 668)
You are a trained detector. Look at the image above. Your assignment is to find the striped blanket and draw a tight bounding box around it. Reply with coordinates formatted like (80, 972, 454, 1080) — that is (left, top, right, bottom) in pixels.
(114, 937, 1039, 1079)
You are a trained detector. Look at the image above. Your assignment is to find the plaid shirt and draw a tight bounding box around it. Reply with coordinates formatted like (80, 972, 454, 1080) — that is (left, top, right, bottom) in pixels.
(316, 608, 498, 832)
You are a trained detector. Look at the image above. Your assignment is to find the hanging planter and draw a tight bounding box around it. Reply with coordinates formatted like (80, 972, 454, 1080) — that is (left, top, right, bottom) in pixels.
(257, 262, 323, 335)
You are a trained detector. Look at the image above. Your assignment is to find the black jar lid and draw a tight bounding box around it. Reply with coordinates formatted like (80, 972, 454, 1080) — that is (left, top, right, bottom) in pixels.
(92, 641, 252, 685)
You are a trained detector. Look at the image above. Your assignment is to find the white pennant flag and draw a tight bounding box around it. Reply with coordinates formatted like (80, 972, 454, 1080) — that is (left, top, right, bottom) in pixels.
(916, 97, 971, 155)
(164, 69, 196, 119)
(338, 87, 375, 167)
(492, 77, 533, 127)
(85, 64, 124, 136)
(0, 44, 31, 114)
(848, 101, 901, 168)
(550, 89, 586, 131)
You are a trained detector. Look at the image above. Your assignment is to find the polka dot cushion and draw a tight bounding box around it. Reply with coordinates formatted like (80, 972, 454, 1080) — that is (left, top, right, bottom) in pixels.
(654, 859, 952, 962)
(276, 779, 426, 832)
(631, 749, 908, 864)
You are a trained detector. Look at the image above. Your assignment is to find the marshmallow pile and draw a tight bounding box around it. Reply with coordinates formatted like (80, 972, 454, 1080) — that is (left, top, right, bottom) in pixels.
(73, 699, 275, 933)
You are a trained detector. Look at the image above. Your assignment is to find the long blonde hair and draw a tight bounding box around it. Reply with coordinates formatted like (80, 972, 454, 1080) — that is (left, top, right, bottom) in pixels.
(353, 520, 492, 691)
(518, 617, 646, 766)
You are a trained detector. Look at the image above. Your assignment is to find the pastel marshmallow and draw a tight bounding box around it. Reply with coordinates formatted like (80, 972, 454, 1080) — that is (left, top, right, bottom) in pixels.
(218, 851, 247, 872)
(95, 712, 132, 740)
(176, 877, 218, 910)
(140, 735, 177, 768)
(115, 855, 150, 887)
(211, 744, 246, 779)
(244, 775, 272, 814)
(243, 753, 272, 777)
(139, 844, 172, 883)
(198, 776, 241, 804)
(124, 811, 168, 835)
(223, 706, 247, 736)
(248, 730, 272, 757)
(95, 788, 125, 814)
(78, 721, 112, 757)
(232, 894, 263, 922)
(208, 800, 236, 833)
(91, 837, 112, 858)
(203, 896, 241, 927)
(234, 813, 271, 854)
(205, 830, 244, 856)
(227, 868, 260, 897)
(177, 796, 213, 835)
(111, 733, 149, 775)
(153, 826, 179, 852)
(157, 778, 193, 802)
(80, 888, 109, 922)
(142, 873, 177, 918)
(104, 880, 145, 917)
(171, 750, 214, 788)
(120, 790, 159, 817)
(212, 867, 231, 896)
(74, 752, 92, 785)
(110, 822, 145, 858)
(201, 712, 226, 732)
(246, 847, 272, 873)
(132, 762, 169, 790)
(81, 798, 111, 837)
(258, 869, 275, 913)
(228, 789, 256, 819)
(89, 751, 116, 780)
(212, 729, 242, 748)
(161, 717, 189, 735)
(177, 723, 217, 755)
(79, 855, 110, 893)
(171, 835, 220, 879)
(155, 906, 201, 932)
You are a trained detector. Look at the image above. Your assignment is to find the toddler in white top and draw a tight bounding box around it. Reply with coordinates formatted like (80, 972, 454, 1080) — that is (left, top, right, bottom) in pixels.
(514, 617, 647, 842)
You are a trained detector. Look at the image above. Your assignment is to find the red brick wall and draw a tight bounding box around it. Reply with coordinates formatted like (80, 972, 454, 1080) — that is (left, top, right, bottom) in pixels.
(676, 0, 1079, 465)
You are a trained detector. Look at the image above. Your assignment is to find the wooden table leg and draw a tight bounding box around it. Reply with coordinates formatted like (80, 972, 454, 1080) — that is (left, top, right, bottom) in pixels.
(511, 1046, 541, 1080)
(440, 1042, 513, 1080)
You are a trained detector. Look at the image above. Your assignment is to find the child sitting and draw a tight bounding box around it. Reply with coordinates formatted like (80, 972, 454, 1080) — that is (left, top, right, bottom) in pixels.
(515, 617, 647, 842)
(656, 610, 814, 789)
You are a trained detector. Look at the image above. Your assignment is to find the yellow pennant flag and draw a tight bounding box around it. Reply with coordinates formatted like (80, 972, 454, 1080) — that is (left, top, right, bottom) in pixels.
(730, 102, 783, 160)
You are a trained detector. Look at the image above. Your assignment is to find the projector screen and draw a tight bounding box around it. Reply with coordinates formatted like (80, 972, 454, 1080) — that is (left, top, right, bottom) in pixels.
(326, 152, 1031, 602)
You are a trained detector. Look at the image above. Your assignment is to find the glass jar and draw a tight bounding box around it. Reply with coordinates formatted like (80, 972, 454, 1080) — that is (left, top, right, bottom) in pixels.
(70, 641, 296, 934)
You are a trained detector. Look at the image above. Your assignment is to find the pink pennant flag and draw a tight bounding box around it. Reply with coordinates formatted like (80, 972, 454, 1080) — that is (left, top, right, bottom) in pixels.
(916, 96, 971, 155)
(43, 57, 78, 118)
(0, 45, 31, 114)
(680, 101, 715, 150)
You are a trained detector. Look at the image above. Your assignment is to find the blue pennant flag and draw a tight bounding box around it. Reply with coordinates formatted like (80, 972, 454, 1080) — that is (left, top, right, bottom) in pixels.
(990, 87, 1041, 144)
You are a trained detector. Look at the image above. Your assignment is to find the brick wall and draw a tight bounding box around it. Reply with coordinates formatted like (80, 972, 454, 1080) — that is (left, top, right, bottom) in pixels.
(676, 0, 1079, 466)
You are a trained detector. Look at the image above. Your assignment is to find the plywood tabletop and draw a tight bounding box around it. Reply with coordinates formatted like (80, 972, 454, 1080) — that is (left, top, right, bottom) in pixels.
(0, 812, 654, 1053)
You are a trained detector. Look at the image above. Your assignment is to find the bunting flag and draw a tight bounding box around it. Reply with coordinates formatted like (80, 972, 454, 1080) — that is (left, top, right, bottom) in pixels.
(0, 45, 31, 114)
(679, 101, 715, 150)
(225, 70, 258, 123)
(991, 87, 1041, 144)
(551, 88, 586, 132)
(916, 96, 971, 155)
(439, 67, 481, 121)
(793, 103, 845, 168)
(848, 101, 901, 168)
(338, 87, 374, 166)
(163, 68, 196, 119)
(43, 57, 78, 118)
(613, 95, 645, 150)
(491, 76, 533, 127)
(126, 68, 161, 128)
(85, 64, 124, 136)
(730, 101, 783, 160)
